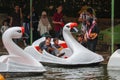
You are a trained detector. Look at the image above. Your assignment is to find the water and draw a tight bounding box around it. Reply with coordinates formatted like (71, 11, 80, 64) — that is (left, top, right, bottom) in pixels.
(5, 64, 120, 80)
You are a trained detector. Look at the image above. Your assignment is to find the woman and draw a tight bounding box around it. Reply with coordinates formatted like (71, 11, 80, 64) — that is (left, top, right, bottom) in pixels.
(37, 11, 52, 37)
(85, 17, 99, 52)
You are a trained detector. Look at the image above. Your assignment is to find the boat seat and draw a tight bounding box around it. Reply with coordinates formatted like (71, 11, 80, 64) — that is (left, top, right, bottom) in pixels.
(35, 46, 41, 51)
(59, 43, 68, 48)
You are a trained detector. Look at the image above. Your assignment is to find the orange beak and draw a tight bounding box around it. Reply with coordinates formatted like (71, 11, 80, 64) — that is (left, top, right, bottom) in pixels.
(70, 22, 78, 29)
(21, 27, 25, 34)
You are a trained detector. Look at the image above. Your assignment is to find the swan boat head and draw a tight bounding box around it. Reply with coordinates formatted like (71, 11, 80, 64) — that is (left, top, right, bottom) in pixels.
(63, 22, 78, 33)
(2, 27, 26, 55)
(3, 27, 24, 39)
(0, 27, 46, 72)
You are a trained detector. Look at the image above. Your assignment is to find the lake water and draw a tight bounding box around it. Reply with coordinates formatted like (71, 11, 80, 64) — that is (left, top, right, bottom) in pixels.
(5, 64, 120, 80)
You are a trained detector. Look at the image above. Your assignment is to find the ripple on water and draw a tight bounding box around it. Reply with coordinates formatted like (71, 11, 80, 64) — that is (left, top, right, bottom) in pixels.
(6, 65, 120, 80)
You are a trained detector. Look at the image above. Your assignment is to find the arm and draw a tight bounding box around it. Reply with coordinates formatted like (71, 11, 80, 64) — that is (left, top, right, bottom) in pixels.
(9, 17, 13, 26)
(52, 13, 63, 25)
(89, 25, 99, 40)
(52, 20, 62, 25)
(38, 49, 42, 53)
(84, 33, 88, 42)
(89, 33, 98, 40)
(20, 8, 23, 20)
(0, 26, 4, 33)
(58, 46, 63, 51)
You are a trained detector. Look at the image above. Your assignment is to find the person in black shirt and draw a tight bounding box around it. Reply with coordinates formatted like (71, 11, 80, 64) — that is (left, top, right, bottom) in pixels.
(85, 17, 99, 52)
(9, 4, 23, 44)
(10, 4, 22, 26)
(32, 7, 39, 41)
(39, 36, 51, 51)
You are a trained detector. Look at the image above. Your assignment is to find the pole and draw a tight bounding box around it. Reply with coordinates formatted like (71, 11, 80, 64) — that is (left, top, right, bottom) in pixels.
(30, 0, 33, 44)
(111, 0, 114, 53)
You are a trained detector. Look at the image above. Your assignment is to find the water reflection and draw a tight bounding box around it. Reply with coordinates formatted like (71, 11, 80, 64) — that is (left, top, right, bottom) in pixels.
(108, 70, 120, 80)
(6, 65, 111, 80)
(44, 66, 105, 80)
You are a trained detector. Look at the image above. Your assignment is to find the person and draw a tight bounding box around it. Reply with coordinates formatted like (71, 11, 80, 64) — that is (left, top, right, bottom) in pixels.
(37, 11, 52, 37)
(42, 39, 56, 55)
(52, 38, 64, 51)
(9, 4, 22, 27)
(39, 36, 64, 57)
(1, 20, 9, 34)
(32, 7, 39, 41)
(76, 34, 86, 47)
(0, 20, 9, 48)
(78, 7, 96, 34)
(39, 36, 51, 52)
(9, 4, 23, 44)
(85, 17, 99, 52)
(52, 4, 64, 39)
(23, 13, 30, 46)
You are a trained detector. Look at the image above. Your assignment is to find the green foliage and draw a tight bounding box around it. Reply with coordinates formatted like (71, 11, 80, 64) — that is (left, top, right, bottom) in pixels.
(99, 24, 120, 44)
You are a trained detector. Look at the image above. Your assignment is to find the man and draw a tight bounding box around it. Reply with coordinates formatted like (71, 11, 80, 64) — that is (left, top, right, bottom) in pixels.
(39, 36, 64, 57)
(10, 4, 22, 26)
(39, 36, 51, 51)
(52, 38, 64, 51)
(9, 4, 23, 44)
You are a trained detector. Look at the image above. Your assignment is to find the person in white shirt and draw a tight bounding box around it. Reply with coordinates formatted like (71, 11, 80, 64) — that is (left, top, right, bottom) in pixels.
(1, 20, 9, 34)
(1, 20, 9, 48)
(37, 11, 52, 37)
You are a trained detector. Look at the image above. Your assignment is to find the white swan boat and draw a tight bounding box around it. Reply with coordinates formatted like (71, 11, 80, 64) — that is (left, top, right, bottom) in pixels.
(107, 49, 120, 70)
(25, 22, 104, 65)
(0, 27, 46, 72)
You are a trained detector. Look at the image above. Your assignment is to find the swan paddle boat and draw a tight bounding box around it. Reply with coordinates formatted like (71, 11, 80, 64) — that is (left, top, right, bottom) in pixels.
(107, 49, 120, 70)
(0, 27, 46, 72)
(25, 22, 104, 65)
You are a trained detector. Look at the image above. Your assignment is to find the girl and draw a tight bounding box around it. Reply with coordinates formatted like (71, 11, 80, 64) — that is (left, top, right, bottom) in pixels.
(1, 20, 9, 34)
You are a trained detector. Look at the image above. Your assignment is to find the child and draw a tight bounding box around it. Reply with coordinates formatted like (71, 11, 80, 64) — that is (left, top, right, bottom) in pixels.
(1, 20, 9, 34)
(77, 34, 87, 47)
(0, 20, 9, 49)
